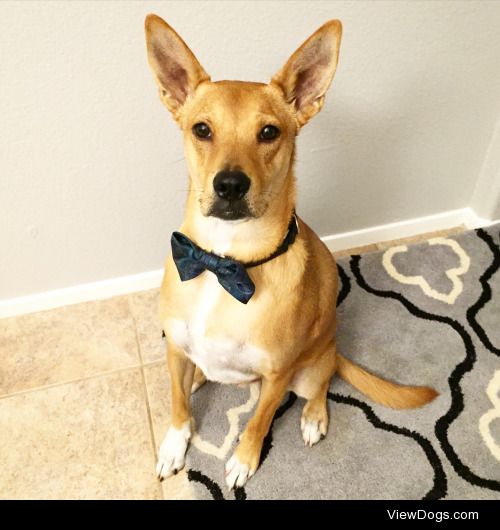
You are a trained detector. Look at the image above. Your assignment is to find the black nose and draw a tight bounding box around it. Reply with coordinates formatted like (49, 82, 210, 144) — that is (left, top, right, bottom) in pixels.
(213, 170, 251, 201)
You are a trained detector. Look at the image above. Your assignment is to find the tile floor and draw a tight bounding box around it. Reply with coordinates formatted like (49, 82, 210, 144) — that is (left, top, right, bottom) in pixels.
(0, 226, 464, 499)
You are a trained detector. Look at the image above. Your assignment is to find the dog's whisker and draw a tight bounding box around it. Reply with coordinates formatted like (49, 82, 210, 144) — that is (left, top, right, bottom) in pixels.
(176, 188, 206, 193)
(169, 157, 187, 165)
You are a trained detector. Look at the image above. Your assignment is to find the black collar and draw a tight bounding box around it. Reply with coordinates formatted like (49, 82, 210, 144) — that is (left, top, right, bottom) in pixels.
(242, 212, 299, 268)
(170, 212, 299, 304)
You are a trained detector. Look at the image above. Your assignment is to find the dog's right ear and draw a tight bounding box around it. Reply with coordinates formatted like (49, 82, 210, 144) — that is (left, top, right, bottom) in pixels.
(145, 14, 210, 118)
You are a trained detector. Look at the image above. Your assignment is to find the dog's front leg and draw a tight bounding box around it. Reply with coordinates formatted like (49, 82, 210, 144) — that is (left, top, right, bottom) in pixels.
(156, 340, 195, 480)
(225, 375, 291, 489)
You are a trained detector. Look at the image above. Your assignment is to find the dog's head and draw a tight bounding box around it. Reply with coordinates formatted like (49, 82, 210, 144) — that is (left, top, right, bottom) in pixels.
(145, 15, 342, 221)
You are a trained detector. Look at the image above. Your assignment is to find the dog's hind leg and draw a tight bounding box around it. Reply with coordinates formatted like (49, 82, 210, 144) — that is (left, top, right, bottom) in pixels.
(291, 341, 337, 447)
(301, 382, 331, 447)
(191, 365, 207, 394)
(156, 340, 195, 481)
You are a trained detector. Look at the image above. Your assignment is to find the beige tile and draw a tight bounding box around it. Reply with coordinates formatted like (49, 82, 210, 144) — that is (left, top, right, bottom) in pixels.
(376, 225, 466, 251)
(333, 243, 378, 260)
(0, 297, 140, 396)
(144, 363, 194, 500)
(0, 369, 162, 499)
(143, 363, 170, 449)
(128, 289, 165, 364)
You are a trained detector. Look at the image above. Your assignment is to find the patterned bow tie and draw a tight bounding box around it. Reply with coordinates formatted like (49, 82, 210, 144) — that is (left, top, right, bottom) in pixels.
(170, 214, 298, 304)
(171, 231, 255, 304)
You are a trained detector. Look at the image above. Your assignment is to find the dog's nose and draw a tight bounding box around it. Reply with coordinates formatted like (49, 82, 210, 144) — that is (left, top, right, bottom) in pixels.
(213, 170, 251, 201)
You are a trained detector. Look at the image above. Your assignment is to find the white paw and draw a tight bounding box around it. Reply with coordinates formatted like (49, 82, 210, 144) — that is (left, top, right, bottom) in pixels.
(301, 417, 325, 447)
(156, 422, 191, 480)
(225, 455, 255, 490)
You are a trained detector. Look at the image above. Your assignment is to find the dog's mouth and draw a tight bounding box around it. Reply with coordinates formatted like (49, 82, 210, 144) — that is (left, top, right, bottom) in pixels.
(207, 199, 252, 221)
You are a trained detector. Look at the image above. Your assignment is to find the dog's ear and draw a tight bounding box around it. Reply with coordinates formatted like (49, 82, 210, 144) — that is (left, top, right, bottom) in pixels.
(145, 14, 210, 118)
(271, 20, 342, 128)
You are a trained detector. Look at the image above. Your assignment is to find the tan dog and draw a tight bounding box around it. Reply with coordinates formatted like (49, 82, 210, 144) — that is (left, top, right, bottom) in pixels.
(145, 14, 437, 490)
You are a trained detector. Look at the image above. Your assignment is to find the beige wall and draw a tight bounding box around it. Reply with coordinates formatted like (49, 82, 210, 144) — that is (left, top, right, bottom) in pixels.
(2, 1, 500, 300)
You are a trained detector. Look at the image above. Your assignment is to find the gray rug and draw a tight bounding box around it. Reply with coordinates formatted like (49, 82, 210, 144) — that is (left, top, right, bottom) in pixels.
(184, 225, 500, 499)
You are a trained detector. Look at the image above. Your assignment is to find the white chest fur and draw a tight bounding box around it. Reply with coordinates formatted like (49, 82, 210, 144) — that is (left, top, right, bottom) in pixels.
(166, 217, 264, 385)
(167, 275, 263, 384)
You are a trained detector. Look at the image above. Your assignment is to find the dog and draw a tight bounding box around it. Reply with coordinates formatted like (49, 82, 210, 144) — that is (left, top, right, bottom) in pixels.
(144, 14, 438, 490)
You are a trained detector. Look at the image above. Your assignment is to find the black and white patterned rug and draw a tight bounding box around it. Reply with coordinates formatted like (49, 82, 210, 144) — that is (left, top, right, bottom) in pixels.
(183, 225, 500, 499)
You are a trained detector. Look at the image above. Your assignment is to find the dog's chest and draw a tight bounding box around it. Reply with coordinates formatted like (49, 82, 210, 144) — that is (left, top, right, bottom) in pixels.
(168, 273, 263, 385)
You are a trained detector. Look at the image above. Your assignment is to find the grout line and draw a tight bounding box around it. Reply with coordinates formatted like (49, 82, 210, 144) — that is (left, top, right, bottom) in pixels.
(127, 298, 163, 498)
(0, 359, 164, 402)
(142, 359, 165, 368)
(137, 359, 159, 457)
(0, 363, 142, 401)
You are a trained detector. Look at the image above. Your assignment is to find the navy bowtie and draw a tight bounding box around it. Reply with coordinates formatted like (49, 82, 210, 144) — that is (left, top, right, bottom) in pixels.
(171, 231, 255, 304)
(171, 215, 298, 304)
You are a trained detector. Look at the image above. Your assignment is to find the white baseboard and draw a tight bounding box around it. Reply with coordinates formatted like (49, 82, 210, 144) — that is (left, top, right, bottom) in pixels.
(1, 207, 497, 319)
(321, 207, 495, 252)
(0, 269, 164, 319)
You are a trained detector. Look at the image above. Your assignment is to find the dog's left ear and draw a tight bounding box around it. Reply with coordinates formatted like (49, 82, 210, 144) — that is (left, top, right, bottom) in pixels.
(145, 14, 210, 119)
(271, 20, 342, 128)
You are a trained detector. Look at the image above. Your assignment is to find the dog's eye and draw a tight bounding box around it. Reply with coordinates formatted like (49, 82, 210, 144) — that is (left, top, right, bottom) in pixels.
(258, 125, 280, 142)
(193, 122, 212, 140)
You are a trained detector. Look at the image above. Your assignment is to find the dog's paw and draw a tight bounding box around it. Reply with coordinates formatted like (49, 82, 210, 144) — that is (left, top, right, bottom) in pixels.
(156, 422, 191, 481)
(225, 454, 256, 490)
(301, 416, 327, 447)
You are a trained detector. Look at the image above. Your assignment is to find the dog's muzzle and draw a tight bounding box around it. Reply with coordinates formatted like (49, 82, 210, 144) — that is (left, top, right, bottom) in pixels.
(208, 170, 252, 220)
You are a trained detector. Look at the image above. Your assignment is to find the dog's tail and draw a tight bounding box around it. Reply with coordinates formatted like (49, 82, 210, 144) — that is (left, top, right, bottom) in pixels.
(336, 354, 438, 409)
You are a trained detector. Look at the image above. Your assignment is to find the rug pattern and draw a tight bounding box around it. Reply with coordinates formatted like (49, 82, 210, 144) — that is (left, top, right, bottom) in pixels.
(183, 225, 500, 499)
